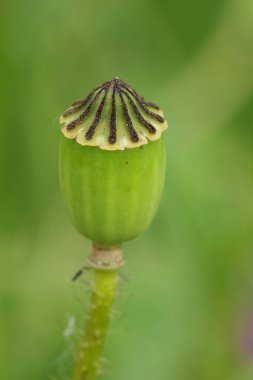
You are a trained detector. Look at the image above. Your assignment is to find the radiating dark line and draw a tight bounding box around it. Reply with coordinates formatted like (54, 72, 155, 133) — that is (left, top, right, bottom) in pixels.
(64, 85, 103, 117)
(63, 89, 97, 117)
(66, 88, 105, 130)
(140, 97, 160, 110)
(109, 85, 117, 144)
(71, 98, 87, 107)
(71, 80, 110, 107)
(85, 89, 108, 140)
(120, 81, 164, 123)
(117, 87, 139, 143)
(118, 79, 160, 111)
(144, 102, 160, 110)
(121, 90, 156, 134)
(71, 85, 101, 107)
(63, 81, 109, 117)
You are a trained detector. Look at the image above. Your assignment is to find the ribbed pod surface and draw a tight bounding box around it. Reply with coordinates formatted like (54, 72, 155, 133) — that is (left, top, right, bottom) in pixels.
(59, 135, 166, 247)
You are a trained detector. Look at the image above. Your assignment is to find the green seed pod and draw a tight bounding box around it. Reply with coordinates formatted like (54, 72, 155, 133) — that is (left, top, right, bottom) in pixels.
(59, 78, 168, 248)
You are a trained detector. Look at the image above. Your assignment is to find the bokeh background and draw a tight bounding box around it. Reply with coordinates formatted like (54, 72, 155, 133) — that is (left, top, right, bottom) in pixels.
(1, 0, 253, 379)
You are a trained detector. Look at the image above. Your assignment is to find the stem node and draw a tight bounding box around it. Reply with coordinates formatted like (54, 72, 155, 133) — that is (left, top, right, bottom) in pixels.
(88, 245, 124, 271)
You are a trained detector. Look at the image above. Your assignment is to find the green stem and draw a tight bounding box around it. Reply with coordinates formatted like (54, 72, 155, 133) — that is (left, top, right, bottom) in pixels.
(71, 269, 118, 380)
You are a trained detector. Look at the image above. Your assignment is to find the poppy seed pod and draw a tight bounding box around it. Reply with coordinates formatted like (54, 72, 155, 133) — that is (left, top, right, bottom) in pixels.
(59, 78, 168, 248)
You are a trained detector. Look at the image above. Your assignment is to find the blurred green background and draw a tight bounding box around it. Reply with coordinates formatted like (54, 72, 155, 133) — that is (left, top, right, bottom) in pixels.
(1, 0, 253, 379)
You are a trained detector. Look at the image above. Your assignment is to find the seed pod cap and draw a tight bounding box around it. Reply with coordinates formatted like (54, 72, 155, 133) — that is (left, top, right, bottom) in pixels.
(60, 78, 168, 151)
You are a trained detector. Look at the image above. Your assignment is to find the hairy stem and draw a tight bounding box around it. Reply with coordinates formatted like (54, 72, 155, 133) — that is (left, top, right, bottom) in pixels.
(71, 269, 118, 380)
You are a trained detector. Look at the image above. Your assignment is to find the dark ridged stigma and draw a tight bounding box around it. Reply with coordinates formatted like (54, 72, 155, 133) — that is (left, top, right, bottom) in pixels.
(121, 89, 156, 134)
(63, 78, 164, 143)
(85, 89, 108, 140)
(117, 84, 139, 143)
(63, 83, 104, 117)
(120, 80, 165, 123)
(66, 88, 105, 131)
(109, 85, 117, 144)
